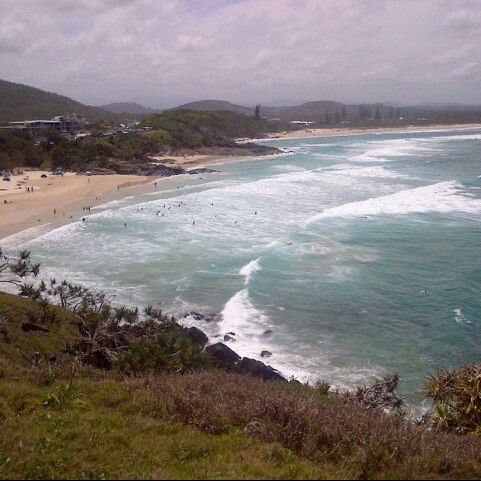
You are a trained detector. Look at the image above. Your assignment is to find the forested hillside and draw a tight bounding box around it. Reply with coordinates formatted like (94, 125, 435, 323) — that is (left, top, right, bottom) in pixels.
(0, 79, 120, 123)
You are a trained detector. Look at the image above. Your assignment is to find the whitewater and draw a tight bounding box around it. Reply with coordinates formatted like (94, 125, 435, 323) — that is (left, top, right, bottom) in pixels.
(3, 127, 481, 405)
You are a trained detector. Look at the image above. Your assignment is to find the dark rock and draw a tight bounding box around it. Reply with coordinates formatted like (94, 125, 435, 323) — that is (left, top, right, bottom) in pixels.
(261, 350, 272, 358)
(146, 164, 185, 177)
(262, 329, 273, 337)
(239, 357, 286, 382)
(21, 322, 50, 333)
(224, 334, 233, 342)
(205, 342, 241, 369)
(183, 311, 205, 321)
(183, 326, 209, 346)
(228, 332, 236, 336)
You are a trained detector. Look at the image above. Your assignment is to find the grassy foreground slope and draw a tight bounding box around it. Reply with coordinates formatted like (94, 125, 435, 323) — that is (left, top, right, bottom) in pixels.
(2, 291, 481, 480)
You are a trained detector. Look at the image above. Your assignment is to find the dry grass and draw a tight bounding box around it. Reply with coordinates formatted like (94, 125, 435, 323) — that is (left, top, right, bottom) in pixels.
(125, 370, 481, 479)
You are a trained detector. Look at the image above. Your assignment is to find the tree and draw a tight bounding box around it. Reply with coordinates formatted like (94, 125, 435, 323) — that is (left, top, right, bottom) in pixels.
(389, 107, 394, 120)
(335, 111, 341, 123)
(0, 249, 40, 290)
(325, 111, 330, 123)
(374, 105, 381, 120)
(341, 106, 347, 121)
(255, 104, 261, 120)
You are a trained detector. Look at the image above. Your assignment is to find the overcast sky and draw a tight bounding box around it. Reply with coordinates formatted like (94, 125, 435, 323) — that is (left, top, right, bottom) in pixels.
(0, 0, 480, 108)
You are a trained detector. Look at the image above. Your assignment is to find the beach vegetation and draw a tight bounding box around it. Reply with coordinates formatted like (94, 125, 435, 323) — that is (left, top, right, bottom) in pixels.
(423, 364, 481, 435)
(117, 332, 209, 375)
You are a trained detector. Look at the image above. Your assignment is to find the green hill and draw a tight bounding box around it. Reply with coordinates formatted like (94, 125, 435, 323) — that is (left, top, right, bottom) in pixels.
(0, 79, 121, 123)
(143, 110, 278, 147)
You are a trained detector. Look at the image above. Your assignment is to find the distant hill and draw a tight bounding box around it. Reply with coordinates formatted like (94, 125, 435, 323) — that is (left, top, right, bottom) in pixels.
(0, 79, 121, 123)
(101, 102, 160, 115)
(267, 101, 352, 120)
(171, 100, 254, 116)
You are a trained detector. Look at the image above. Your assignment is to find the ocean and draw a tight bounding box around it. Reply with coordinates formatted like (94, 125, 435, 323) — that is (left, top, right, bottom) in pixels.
(3, 128, 481, 407)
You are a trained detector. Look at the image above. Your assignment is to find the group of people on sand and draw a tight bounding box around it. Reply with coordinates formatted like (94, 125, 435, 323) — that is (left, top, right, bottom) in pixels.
(25, 186, 34, 192)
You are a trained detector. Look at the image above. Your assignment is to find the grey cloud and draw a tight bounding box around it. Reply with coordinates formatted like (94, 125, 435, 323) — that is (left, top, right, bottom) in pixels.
(0, 0, 480, 106)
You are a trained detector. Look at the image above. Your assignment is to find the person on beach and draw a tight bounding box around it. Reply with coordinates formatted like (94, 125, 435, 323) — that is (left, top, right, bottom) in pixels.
(54, 209, 56, 214)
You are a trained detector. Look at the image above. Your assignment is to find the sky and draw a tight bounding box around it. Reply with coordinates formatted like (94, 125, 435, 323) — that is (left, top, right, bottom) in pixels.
(0, 0, 480, 108)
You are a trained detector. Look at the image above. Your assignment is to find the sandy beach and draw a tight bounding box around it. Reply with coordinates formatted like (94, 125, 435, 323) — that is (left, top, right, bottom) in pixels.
(238, 122, 481, 141)
(0, 171, 151, 240)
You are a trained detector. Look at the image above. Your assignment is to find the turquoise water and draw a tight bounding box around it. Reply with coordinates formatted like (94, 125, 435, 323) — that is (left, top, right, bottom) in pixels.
(4, 128, 481, 405)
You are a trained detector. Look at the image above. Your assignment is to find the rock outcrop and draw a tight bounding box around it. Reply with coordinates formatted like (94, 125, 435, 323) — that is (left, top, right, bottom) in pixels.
(183, 326, 209, 347)
(205, 342, 241, 369)
(204, 342, 287, 382)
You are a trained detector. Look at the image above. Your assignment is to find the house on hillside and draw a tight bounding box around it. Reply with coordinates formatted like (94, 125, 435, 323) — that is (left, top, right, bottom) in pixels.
(0, 114, 86, 138)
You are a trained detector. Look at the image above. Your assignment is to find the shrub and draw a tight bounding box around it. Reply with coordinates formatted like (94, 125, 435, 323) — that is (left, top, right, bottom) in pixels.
(423, 364, 481, 435)
(43, 381, 85, 410)
(117, 331, 209, 375)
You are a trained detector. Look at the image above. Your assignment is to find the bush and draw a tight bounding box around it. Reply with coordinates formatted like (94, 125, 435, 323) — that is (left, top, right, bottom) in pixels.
(117, 331, 209, 374)
(423, 364, 481, 435)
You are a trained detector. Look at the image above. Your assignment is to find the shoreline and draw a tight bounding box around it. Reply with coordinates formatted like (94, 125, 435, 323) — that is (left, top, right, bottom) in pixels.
(238, 122, 481, 142)
(2, 122, 480, 242)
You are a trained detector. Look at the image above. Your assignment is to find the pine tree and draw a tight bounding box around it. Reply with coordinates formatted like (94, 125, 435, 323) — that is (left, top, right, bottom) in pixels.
(255, 104, 261, 120)
(341, 106, 347, 121)
(325, 111, 330, 123)
(335, 111, 341, 123)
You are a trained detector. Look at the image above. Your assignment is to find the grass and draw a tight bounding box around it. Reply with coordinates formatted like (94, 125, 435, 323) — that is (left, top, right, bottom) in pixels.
(0, 375, 329, 480)
(0, 292, 80, 368)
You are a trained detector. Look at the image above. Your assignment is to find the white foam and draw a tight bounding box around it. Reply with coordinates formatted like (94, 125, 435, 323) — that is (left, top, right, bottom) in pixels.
(454, 307, 472, 324)
(308, 181, 481, 221)
(326, 163, 409, 179)
(239, 258, 262, 285)
(348, 138, 435, 163)
(0, 223, 52, 249)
